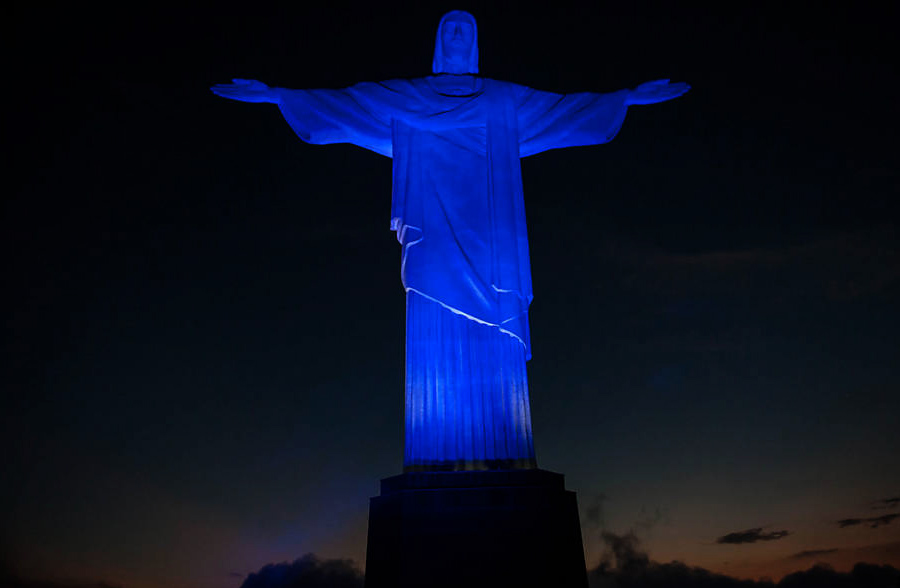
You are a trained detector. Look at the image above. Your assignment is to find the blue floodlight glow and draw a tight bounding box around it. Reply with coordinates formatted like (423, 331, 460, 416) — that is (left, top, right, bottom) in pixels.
(211, 10, 689, 471)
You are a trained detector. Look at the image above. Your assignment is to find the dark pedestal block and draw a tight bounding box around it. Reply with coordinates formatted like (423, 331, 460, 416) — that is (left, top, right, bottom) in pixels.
(365, 469, 588, 588)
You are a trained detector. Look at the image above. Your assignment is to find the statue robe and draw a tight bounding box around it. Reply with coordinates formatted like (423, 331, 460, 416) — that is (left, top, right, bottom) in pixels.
(276, 77, 628, 469)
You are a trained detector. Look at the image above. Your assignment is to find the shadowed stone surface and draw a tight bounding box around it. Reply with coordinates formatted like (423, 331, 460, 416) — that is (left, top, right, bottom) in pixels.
(365, 469, 588, 588)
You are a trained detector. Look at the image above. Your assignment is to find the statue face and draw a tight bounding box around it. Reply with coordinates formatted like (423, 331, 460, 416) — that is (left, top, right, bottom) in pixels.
(432, 10, 478, 75)
(441, 18, 475, 60)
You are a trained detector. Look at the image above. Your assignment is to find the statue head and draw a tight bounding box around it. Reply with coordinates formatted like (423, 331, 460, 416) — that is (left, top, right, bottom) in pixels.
(432, 10, 479, 75)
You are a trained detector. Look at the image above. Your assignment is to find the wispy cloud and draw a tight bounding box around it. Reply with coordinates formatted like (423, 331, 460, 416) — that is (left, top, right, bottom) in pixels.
(872, 497, 900, 510)
(837, 513, 900, 529)
(788, 548, 839, 560)
(590, 531, 900, 587)
(716, 527, 790, 545)
(582, 493, 608, 529)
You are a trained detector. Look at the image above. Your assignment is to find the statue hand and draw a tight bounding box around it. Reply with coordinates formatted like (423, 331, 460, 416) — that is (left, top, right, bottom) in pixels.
(625, 79, 690, 106)
(210, 78, 277, 103)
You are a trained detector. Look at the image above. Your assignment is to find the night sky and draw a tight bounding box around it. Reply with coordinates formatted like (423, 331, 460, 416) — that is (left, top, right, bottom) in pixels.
(3, 2, 899, 587)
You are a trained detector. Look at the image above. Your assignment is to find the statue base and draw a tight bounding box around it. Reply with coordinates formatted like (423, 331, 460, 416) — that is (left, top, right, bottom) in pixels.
(364, 469, 588, 588)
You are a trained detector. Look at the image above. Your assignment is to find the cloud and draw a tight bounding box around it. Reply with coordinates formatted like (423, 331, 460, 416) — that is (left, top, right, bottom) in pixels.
(589, 531, 770, 587)
(583, 493, 609, 529)
(837, 514, 900, 529)
(634, 506, 668, 535)
(872, 497, 900, 511)
(716, 528, 791, 545)
(590, 556, 772, 588)
(788, 549, 840, 560)
(589, 532, 900, 588)
(239, 554, 363, 588)
(596, 531, 651, 574)
(778, 563, 900, 588)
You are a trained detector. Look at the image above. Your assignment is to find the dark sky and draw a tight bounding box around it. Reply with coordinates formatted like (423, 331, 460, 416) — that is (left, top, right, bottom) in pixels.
(3, 2, 898, 587)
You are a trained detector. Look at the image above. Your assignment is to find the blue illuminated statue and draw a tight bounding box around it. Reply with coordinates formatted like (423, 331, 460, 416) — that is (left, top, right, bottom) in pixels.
(212, 11, 688, 472)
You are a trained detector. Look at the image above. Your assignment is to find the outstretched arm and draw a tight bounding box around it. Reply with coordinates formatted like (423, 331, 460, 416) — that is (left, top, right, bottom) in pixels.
(516, 79, 689, 157)
(210, 78, 401, 157)
(210, 79, 278, 103)
(625, 79, 690, 106)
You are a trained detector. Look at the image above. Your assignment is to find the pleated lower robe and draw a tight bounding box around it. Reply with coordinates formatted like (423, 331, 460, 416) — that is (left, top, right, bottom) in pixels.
(404, 291, 536, 471)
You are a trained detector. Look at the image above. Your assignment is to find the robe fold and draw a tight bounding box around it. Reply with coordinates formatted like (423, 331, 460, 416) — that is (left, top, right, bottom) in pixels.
(276, 78, 628, 469)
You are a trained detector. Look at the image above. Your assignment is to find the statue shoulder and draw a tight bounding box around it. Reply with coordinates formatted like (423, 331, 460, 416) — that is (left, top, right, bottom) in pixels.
(375, 77, 424, 92)
(478, 78, 530, 97)
(483, 79, 534, 104)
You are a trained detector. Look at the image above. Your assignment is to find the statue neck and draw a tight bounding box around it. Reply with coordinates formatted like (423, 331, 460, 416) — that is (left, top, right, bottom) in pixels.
(428, 74, 482, 97)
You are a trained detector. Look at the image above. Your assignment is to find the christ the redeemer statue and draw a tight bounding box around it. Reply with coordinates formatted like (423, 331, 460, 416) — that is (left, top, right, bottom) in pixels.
(212, 11, 688, 472)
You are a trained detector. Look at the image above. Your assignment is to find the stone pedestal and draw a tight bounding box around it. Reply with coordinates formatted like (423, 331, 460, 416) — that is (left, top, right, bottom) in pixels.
(364, 469, 587, 588)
